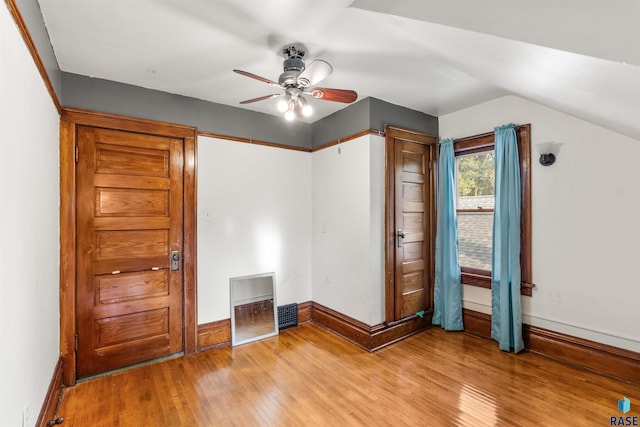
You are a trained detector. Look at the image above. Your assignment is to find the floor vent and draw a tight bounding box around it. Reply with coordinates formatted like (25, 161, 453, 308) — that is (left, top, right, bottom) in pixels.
(278, 303, 298, 330)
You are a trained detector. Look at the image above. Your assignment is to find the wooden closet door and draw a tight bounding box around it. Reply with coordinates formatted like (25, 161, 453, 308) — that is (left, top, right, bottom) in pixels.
(385, 127, 437, 323)
(393, 139, 431, 319)
(76, 125, 184, 378)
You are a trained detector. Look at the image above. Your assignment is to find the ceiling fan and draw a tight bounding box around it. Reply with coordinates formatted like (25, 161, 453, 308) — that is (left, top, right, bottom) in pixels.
(233, 45, 358, 121)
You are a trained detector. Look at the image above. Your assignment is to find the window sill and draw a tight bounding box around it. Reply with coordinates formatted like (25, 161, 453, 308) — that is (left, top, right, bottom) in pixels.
(460, 270, 533, 297)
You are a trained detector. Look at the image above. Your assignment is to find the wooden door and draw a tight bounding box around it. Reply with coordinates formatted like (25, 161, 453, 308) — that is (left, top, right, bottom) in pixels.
(76, 125, 184, 378)
(385, 127, 437, 322)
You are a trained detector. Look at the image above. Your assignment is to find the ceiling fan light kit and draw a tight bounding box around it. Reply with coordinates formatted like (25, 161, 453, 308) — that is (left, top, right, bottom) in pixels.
(234, 45, 357, 121)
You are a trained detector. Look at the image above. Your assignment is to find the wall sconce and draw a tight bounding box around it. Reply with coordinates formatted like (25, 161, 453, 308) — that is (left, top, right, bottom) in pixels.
(535, 141, 562, 167)
(539, 153, 556, 166)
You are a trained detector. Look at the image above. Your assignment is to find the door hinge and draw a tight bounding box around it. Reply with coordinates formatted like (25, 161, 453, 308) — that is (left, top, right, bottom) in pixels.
(74, 334, 78, 352)
(74, 145, 79, 163)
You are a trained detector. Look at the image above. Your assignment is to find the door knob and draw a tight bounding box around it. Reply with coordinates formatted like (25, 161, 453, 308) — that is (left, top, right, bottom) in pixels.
(171, 251, 180, 271)
(397, 229, 405, 248)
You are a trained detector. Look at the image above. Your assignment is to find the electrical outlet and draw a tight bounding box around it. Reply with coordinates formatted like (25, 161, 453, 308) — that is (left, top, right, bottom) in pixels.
(22, 403, 30, 427)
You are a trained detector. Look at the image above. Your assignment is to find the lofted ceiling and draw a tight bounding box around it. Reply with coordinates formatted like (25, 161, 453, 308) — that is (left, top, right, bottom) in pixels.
(38, 0, 640, 139)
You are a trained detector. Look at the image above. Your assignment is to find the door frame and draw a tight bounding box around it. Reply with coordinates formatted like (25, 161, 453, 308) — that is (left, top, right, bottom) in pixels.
(384, 126, 438, 324)
(59, 108, 198, 386)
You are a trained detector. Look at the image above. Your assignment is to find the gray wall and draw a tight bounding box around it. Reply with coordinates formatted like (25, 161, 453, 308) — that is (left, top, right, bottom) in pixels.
(63, 73, 439, 149)
(15, 0, 61, 98)
(310, 98, 372, 148)
(310, 97, 438, 148)
(62, 72, 312, 150)
(369, 97, 438, 137)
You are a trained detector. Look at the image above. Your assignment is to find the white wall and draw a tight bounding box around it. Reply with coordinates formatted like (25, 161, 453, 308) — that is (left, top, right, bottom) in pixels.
(311, 135, 385, 325)
(197, 137, 312, 323)
(0, 4, 60, 426)
(198, 134, 385, 327)
(439, 95, 640, 352)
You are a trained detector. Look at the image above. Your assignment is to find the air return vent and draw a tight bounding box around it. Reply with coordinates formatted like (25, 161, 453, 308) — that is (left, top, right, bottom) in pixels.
(278, 303, 298, 330)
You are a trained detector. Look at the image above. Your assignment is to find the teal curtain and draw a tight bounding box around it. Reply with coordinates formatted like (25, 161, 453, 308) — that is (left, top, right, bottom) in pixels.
(433, 138, 463, 331)
(491, 124, 523, 352)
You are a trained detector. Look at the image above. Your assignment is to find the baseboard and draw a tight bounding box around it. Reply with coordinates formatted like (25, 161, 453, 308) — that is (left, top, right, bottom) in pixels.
(310, 302, 431, 351)
(463, 308, 492, 339)
(310, 303, 373, 350)
(370, 313, 432, 351)
(297, 301, 312, 323)
(524, 325, 640, 386)
(36, 358, 64, 427)
(462, 308, 640, 385)
(196, 301, 432, 352)
(197, 319, 231, 350)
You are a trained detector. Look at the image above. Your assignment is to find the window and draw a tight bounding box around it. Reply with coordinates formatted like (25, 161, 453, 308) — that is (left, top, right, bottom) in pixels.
(453, 125, 533, 296)
(456, 150, 494, 271)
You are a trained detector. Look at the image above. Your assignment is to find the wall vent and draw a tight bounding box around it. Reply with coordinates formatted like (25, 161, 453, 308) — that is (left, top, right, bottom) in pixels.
(278, 303, 298, 330)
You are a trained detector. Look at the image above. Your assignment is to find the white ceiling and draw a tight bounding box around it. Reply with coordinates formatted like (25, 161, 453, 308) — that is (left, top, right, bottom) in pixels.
(38, 0, 640, 139)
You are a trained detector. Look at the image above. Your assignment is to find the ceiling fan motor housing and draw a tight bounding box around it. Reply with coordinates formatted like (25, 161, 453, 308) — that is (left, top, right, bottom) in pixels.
(280, 45, 306, 86)
(279, 70, 300, 87)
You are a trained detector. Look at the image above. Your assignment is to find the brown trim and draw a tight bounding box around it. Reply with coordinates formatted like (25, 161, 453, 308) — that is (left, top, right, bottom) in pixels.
(454, 141, 495, 157)
(5, 0, 62, 114)
(310, 303, 372, 350)
(297, 301, 312, 324)
(384, 131, 397, 323)
(310, 302, 431, 351)
(525, 325, 640, 386)
(197, 319, 231, 350)
(59, 119, 76, 386)
(198, 131, 311, 153)
(311, 129, 385, 152)
(36, 359, 64, 427)
(198, 129, 386, 154)
(61, 108, 196, 137)
(385, 126, 434, 143)
(59, 108, 198, 385)
(460, 270, 492, 289)
(453, 132, 494, 150)
(462, 308, 492, 339)
(463, 308, 640, 386)
(370, 314, 432, 351)
(183, 134, 198, 354)
(517, 124, 533, 296)
(457, 208, 494, 213)
(460, 268, 532, 296)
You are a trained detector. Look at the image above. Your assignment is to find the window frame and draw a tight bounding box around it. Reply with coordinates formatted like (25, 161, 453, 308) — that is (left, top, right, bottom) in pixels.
(453, 124, 533, 297)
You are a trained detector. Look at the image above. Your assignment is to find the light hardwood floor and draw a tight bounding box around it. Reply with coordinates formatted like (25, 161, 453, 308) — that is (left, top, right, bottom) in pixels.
(57, 323, 640, 426)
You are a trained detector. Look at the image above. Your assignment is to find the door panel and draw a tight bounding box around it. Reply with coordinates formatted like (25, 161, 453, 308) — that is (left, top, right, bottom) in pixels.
(96, 188, 170, 217)
(76, 125, 184, 378)
(95, 229, 170, 259)
(96, 270, 169, 304)
(386, 128, 436, 322)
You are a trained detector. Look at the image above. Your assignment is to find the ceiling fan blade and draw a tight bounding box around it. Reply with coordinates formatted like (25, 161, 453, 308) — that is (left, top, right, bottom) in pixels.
(233, 69, 281, 88)
(239, 94, 281, 104)
(310, 88, 358, 103)
(297, 60, 333, 87)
